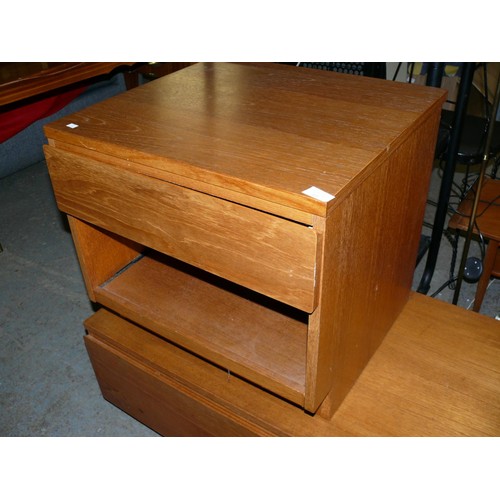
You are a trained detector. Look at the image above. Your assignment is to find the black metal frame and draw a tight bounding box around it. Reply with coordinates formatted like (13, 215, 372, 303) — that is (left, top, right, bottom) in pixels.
(417, 62, 476, 295)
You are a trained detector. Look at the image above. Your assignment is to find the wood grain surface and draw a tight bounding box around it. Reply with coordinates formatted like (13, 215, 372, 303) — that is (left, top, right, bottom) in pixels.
(84, 293, 500, 436)
(95, 252, 309, 405)
(448, 178, 500, 239)
(45, 145, 319, 312)
(0, 62, 134, 105)
(44, 63, 453, 431)
(44, 62, 446, 217)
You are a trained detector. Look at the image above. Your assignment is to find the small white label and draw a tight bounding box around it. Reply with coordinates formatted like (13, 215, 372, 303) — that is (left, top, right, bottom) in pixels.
(302, 186, 335, 202)
(66, 123, 79, 129)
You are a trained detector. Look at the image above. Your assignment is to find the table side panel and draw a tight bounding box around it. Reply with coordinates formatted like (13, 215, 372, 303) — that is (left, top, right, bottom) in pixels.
(306, 109, 442, 414)
(67, 216, 144, 302)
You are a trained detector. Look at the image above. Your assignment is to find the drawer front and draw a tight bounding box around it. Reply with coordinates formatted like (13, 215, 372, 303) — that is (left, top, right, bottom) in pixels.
(45, 146, 319, 312)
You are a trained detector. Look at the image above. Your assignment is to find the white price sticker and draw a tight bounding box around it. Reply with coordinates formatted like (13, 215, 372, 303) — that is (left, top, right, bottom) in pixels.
(302, 186, 335, 202)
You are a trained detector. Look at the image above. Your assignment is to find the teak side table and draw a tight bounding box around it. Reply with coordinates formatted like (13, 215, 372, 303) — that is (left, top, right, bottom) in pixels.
(44, 63, 447, 435)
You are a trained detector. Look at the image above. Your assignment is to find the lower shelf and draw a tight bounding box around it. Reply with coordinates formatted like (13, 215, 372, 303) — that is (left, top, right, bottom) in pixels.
(93, 251, 309, 406)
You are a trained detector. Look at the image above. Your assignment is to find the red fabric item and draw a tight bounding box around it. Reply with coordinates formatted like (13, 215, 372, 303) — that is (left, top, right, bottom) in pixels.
(0, 86, 86, 143)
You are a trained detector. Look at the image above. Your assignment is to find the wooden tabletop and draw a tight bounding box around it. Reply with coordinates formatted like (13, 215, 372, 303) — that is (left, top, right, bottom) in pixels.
(44, 62, 446, 217)
(0, 62, 134, 106)
(330, 292, 500, 436)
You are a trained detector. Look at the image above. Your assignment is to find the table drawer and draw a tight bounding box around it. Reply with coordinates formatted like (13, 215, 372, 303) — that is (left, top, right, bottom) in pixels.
(45, 146, 319, 312)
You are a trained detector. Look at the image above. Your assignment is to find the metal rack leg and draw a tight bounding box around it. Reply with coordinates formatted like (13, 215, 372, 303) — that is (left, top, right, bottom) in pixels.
(417, 62, 476, 295)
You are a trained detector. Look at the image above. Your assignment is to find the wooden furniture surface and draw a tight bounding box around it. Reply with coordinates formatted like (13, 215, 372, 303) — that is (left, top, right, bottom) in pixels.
(43, 62, 444, 219)
(44, 62, 447, 434)
(448, 178, 500, 311)
(0, 62, 134, 106)
(84, 292, 500, 436)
